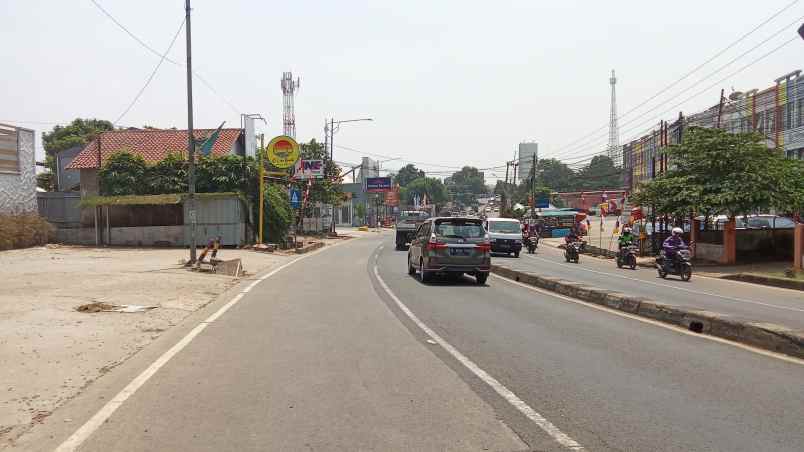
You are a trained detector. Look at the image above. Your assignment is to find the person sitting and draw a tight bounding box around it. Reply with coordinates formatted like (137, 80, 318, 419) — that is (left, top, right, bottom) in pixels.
(565, 228, 579, 245)
(662, 227, 688, 261)
(618, 226, 635, 251)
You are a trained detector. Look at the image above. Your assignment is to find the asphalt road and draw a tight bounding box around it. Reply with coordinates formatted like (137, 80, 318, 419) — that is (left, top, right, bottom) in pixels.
(375, 235, 804, 451)
(494, 242, 804, 330)
(21, 233, 804, 452)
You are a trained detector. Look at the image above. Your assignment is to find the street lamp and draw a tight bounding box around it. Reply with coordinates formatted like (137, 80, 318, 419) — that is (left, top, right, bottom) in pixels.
(324, 117, 373, 232)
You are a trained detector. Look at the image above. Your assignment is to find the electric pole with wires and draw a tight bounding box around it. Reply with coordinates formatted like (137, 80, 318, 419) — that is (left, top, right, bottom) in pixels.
(185, 0, 197, 264)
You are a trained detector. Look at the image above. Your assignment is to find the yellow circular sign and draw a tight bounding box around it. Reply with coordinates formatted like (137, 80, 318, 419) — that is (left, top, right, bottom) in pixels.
(266, 135, 300, 169)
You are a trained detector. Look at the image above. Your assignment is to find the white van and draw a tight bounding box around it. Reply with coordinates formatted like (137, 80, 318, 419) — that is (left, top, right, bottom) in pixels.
(484, 218, 523, 257)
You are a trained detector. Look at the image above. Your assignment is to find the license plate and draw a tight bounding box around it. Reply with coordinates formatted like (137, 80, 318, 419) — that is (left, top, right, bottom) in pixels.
(450, 248, 471, 256)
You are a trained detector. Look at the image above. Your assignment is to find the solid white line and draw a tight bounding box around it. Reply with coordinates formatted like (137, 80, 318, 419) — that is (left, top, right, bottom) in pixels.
(371, 264, 585, 450)
(522, 252, 804, 313)
(491, 273, 804, 366)
(55, 237, 357, 452)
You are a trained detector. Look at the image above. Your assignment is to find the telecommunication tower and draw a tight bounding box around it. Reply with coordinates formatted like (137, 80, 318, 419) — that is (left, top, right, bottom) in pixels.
(281, 72, 300, 138)
(607, 69, 621, 163)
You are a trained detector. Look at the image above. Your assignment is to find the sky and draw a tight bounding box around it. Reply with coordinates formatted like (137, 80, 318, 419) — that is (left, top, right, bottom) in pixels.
(1, 0, 803, 183)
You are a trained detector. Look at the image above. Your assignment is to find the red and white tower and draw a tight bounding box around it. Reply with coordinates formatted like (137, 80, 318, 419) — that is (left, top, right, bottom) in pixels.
(281, 72, 300, 138)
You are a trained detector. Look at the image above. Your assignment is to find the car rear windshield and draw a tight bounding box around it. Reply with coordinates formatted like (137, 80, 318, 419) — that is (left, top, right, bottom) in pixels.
(488, 221, 521, 233)
(434, 219, 484, 239)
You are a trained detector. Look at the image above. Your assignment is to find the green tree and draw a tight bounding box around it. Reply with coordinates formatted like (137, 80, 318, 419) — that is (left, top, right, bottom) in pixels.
(43, 118, 114, 156)
(98, 151, 148, 196)
(146, 153, 188, 194)
(263, 184, 293, 241)
(445, 166, 486, 207)
(403, 177, 448, 207)
(632, 127, 802, 218)
(296, 139, 343, 214)
(577, 155, 622, 190)
(36, 155, 57, 191)
(393, 164, 425, 187)
(536, 158, 578, 192)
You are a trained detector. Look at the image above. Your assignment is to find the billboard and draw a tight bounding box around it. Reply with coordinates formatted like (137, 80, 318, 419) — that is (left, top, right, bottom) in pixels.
(244, 116, 256, 158)
(365, 176, 392, 192)
(294, 159, 324, 180)
(385, 189, 400, 206)
(266, 135, 300, 169)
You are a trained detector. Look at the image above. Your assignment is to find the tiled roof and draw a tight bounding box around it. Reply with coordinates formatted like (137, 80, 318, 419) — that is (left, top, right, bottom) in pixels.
(67, 128, 242, 169)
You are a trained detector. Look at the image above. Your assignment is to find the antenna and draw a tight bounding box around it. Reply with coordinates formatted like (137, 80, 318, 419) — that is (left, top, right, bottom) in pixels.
(281, 72, 300, 138)
(607, 69, 621, 164)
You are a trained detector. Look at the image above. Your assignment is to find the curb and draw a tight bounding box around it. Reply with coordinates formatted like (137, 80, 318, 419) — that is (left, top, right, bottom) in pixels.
(719, 273, 804, 291)
(491, 264, 804, 360)
(295, 241, 325, 254)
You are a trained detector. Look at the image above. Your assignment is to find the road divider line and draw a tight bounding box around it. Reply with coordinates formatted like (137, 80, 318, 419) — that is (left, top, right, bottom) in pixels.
(491, 264, 804, 361)
(522, 253, 804, 313)
(372, 264, 585, 451)
(54, 237, 357, 452)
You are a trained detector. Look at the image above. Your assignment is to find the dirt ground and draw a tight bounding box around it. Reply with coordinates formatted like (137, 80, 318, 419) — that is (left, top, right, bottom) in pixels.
(0, 244, 294, 446)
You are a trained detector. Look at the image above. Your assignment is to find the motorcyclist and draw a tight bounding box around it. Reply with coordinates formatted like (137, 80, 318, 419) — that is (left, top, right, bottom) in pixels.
(662, 227, 688, 261)
(565, 228, 579, 245)
(618, 226, 635, 251)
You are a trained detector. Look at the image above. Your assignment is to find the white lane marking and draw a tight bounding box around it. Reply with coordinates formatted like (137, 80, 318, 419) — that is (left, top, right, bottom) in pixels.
(372, 263, 585, 451)
(492, 273, 804, 366)
(521, 253, 804, 313)
(55, 238, 357, 452)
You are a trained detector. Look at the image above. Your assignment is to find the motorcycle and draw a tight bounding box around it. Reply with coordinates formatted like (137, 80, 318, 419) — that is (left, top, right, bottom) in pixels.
(656, 247, 692, 281)
(564, 241, 580, 263)
(616, 244, 638, 270)
(525, 234, 539, 254)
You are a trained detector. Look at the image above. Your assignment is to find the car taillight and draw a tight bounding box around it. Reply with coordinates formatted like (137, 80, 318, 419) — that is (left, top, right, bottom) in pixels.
(476, 234, 491, 252)
(426, 234, 448, 251)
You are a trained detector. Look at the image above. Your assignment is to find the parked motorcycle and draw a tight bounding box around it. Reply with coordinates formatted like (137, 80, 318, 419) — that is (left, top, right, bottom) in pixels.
(616, 245, 638, 270)
(564, 241, 580, 263)
(656, 247, 692, 281)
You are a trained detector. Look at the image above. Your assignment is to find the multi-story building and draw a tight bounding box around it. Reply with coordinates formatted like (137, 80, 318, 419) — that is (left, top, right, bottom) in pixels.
(624, 69, 804, 191)
(516, 142, 538, 183)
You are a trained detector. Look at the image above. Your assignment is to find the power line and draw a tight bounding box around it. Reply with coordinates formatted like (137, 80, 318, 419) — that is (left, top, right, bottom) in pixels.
(553, 14, 804, 161)
(114, 18, 185, 125)
(546, 0, 802, 158)
(89, 0, 241, 115)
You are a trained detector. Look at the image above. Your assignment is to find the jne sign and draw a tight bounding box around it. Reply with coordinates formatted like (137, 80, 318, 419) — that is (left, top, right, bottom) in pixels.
(294, 159, 324, 179)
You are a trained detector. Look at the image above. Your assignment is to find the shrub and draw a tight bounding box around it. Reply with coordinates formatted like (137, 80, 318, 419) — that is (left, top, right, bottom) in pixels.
(0, 214, 55, 250)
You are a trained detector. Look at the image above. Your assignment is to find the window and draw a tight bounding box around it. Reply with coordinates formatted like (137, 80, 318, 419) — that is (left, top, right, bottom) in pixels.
(798, 98, 804, 127)
(434, 219, 484, 238)
(487, 221, 521, 233)
(0, 124, 19, 174)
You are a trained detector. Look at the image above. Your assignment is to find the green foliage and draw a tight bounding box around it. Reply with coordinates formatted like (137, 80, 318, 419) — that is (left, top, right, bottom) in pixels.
(403, 177, 448, 206)
(295, 139, 342, 214)
(394, 164, 425, 187)
(42, 118, 113, 155)
(98, 151, 148, 196)
(146, 153, 187, 194)
(577, 155, 623, 190)
(264, 184, 293, 241)
(632, 127, 803, 218)
(445, 166, 486, 206)
(536, 158, 578, 192)
(195, 154, 251, 193)
(355, 202, 367, 225)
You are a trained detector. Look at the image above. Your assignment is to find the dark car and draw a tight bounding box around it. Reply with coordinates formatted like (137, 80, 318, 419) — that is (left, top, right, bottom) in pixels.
(407, 217, 491, 285)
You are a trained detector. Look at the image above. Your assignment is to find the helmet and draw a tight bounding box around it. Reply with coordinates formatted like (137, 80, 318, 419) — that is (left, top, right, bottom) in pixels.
(672, 227, 683, 235)
(622, 226, 632, 234)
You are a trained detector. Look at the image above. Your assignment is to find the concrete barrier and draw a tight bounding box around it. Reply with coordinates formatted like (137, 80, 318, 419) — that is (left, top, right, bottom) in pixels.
(295, 241, 324, 254)
(491, 264, 804, 359)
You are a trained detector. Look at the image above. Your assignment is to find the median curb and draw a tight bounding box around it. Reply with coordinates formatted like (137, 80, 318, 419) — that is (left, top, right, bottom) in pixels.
(491, 264, 804, 360)
(719, 273, 804, 291)
(295, 241, 325, 254)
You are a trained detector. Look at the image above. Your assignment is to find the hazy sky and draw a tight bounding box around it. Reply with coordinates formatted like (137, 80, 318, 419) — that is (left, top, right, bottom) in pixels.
(2, 0, 803, 182)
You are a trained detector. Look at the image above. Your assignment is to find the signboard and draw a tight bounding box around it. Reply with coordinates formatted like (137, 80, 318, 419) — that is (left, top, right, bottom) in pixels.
(293, 159, 324, 180)
(289, 188, 302, 209)
(535, 195, 550, 209)
(266, 135, 300, 169)
(385, 189, 400, 206)
(365, 176, 392, 193)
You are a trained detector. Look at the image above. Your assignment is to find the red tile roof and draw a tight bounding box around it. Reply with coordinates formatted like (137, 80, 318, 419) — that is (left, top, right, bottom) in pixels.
(67, 128, 242, 169)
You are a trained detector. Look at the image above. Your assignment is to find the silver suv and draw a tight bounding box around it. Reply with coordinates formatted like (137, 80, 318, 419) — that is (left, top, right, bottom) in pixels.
(407, 217, 491, 285)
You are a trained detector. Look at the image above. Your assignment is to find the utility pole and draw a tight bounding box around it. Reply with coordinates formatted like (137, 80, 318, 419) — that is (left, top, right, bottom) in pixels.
(185, 0, 197, 263)
(531, 153, 536, 216)
(716, 88, 725, 128)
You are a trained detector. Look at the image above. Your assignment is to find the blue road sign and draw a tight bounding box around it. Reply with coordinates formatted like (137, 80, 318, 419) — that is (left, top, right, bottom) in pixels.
(535, 196, 550, 209)
(289, 188, 301, 209)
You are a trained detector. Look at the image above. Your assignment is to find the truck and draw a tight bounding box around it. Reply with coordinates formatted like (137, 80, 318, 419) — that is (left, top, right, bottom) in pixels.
(395, 210, 430, 250)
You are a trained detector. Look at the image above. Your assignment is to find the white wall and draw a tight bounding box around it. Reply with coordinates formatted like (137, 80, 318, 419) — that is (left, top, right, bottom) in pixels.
(0, 128, 36, 214)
